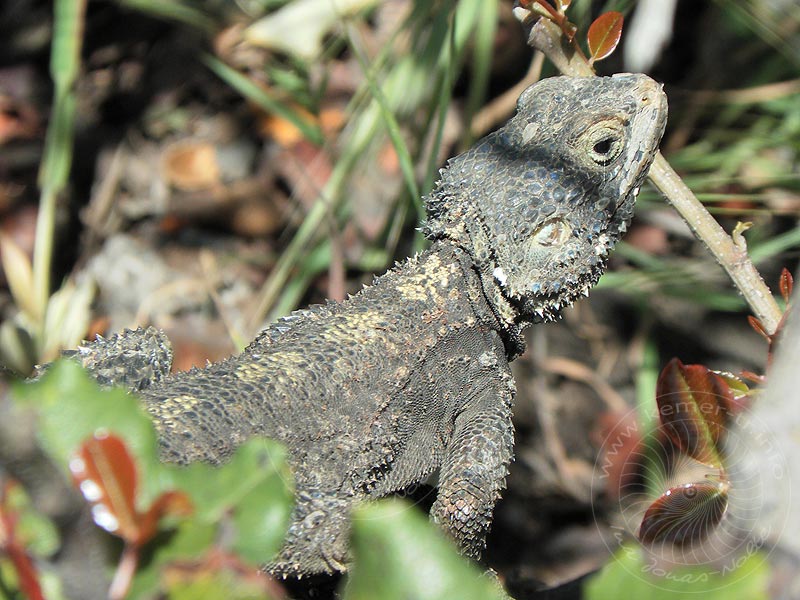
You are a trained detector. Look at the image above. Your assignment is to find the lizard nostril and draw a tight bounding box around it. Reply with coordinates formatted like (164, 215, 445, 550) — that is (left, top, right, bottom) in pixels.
(531, 218, 572, 247)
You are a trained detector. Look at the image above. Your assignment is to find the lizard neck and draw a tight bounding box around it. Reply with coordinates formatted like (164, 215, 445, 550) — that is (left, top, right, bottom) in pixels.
(433, 240, 527, 360)
(476, 263, 527, 360)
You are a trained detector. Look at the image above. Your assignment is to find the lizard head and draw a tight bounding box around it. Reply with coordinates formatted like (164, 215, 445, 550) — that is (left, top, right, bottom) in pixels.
(425, 74, 667, 326)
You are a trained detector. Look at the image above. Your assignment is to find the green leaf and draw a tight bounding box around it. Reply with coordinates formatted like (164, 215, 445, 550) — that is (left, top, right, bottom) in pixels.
(6, 483, 60, 558)
(344, 499, 508, 600)
(166, 569, 278, 600)
(584, 543, 770, 600)
(168, 439, 294, 565)
(203, 55, 324, 146)
(15, 360, 291, 555)
(11, 361, 292, 592)
(126, 518, 217, 600)
(12, 360, 164, 505)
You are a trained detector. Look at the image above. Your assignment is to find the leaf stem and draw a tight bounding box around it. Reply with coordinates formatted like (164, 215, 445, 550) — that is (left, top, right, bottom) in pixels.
(109, 544, 139, 600)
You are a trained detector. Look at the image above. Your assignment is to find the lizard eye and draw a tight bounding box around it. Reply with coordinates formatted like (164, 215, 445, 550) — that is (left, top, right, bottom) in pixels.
(580, 119, 625, 166)
(593, 138, 613, 155)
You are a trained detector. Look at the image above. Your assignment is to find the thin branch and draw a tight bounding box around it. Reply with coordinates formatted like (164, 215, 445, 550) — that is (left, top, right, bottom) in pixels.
(647, 153, 780, 333)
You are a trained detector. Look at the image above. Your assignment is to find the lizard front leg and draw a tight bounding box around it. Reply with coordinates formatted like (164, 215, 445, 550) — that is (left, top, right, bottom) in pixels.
(430, 341, 516, 560)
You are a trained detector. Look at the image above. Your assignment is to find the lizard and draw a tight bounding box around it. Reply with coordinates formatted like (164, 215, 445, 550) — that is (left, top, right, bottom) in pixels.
(61, 74, 667, 577)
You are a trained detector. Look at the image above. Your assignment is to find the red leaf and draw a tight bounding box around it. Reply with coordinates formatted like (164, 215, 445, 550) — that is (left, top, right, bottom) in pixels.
(1, 485, 45, 600)
(747, 315, 770, 341)
(595, 411, 644, 501)
(70, 433, 193, 549)
(638, 481, 728, 545)
(4, 541, 45, 600)
(587, 11, 624, 64)
(655, 359, 734, 467)
(138, 491, 193, 544)
(70, 432, 142, 545)
(740, 370, 766, 385)
(780, 268, 793, 304)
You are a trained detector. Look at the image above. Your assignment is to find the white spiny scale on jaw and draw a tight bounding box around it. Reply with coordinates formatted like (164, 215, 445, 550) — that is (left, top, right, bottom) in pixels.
(493, 266, 508, 287)
(594, 233, 613, 256)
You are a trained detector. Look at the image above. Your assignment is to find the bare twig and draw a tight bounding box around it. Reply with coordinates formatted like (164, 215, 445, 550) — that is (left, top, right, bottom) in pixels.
(694, 78, 800, 105)
(514, 13, 782, 334)
(647, 154, 780, 333)
(523, 16, 592, 78)
(540, 356, 628, 414)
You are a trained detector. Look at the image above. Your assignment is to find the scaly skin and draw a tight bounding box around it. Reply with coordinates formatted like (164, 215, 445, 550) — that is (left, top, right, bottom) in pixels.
(65, 74, 668, 576)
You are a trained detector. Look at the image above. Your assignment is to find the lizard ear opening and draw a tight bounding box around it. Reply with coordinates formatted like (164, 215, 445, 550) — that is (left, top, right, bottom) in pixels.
(530, 218, 572, 248)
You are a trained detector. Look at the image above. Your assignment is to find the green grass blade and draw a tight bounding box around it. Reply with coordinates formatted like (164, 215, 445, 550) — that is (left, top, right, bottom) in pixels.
(347, 28, 421, 212)
(116, 0, 215, 31)
(249, 3, 489, 326)
(39, 0, 85, 194)
(459, 0, 498, 147)
(421, 20, 457, 200)
(203, 54, 324, 146)
(749, 226, 800, 264)
(33, 0, 87, 332)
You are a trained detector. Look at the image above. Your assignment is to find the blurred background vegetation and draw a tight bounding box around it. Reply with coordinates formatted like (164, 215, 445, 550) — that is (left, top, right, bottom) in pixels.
(0, 0, 798, 598)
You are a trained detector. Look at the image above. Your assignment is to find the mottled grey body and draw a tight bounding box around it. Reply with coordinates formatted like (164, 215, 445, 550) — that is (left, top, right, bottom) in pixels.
(66, 74, 667, 576)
